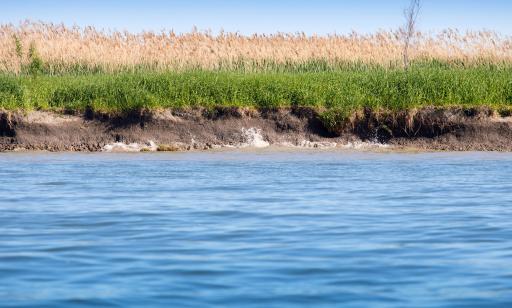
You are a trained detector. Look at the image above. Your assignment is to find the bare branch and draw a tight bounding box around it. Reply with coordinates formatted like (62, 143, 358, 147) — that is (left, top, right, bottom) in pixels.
(402, 0, 421, 70)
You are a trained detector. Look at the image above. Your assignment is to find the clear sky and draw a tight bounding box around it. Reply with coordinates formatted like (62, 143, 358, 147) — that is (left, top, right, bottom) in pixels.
(2, 0, 512, 35)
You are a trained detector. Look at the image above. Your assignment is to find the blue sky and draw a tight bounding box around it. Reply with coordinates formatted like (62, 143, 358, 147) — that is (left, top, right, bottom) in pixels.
(2, 0, 512, 34)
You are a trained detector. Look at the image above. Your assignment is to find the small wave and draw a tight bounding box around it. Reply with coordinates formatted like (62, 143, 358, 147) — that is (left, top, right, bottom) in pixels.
(102, 141, 157, 152)
(240, 128, 270, 148)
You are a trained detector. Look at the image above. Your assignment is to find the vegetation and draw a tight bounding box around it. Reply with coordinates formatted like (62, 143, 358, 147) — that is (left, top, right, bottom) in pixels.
(1, 22, 512, 125)
(2, 22, 512, 74)
(1, 63, 511, 113)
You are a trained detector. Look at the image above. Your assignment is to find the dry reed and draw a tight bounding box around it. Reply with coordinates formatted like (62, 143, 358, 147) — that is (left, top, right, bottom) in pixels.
(1, 21, 512, 74)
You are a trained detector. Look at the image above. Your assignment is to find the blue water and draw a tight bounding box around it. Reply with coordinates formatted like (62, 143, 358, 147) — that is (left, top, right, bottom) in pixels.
(1, 151, 512, 307)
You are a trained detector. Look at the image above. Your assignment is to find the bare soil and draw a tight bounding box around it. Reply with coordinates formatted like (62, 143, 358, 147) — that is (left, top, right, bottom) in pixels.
(1, 107, 511, 152)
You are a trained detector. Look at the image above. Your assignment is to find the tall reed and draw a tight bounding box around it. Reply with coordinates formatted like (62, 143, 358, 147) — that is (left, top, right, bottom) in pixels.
(2, 21, 512, 74)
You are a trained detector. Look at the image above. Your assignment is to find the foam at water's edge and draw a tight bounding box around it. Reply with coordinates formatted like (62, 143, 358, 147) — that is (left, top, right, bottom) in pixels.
(340, 141, 390, 150)
(278, 141, 338, 149)
(298, 140, 337, 148)
(103, 141, 157, 152)
(101, 139, 390, 152)
(240, 128, 270, 148)
(100, 126, 388, 153)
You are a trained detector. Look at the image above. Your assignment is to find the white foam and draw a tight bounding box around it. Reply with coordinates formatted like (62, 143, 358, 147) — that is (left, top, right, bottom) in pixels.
(297, 140, 338, 148)
(277, 140, 337, 148)
(340, 141, 389, 150)
(102, 140, 157, 152)
(240, 128, 270, 148)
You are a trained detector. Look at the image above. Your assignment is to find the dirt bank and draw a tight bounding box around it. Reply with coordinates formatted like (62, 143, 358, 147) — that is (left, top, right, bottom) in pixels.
(1, 107, 511, 152)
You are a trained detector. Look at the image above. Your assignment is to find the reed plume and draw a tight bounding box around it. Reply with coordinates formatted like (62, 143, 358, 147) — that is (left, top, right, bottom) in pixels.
(1, 21, 512, 74)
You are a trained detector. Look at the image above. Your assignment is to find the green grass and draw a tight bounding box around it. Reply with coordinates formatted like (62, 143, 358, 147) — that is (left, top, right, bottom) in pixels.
(1, 62, 512, 118)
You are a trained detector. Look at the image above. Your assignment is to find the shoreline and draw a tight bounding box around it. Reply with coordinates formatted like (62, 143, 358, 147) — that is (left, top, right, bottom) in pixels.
(1, 107, 512, 152)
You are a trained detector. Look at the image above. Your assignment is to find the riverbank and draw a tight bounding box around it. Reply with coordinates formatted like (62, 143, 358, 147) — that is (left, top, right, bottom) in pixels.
(1, 107, 511, 152)
(2, 23, 512, 152)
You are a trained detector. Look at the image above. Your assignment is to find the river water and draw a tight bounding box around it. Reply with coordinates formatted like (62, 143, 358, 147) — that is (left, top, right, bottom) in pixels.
(0, 150, 511, 307)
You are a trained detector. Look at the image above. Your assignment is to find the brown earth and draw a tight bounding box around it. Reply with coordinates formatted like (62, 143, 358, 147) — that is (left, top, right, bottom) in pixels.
(1, 107, 512, 152)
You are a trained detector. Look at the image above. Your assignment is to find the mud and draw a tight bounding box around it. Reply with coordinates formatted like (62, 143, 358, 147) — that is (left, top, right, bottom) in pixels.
(1, 107, 511, 152)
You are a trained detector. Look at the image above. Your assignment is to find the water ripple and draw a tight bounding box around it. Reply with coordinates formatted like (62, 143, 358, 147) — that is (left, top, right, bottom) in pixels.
(1, 151, 512, 306)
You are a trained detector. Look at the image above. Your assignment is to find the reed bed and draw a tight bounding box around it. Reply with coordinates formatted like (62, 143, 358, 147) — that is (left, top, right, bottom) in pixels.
(1, 22, 512, 117)
(1, 21, 512, 74)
